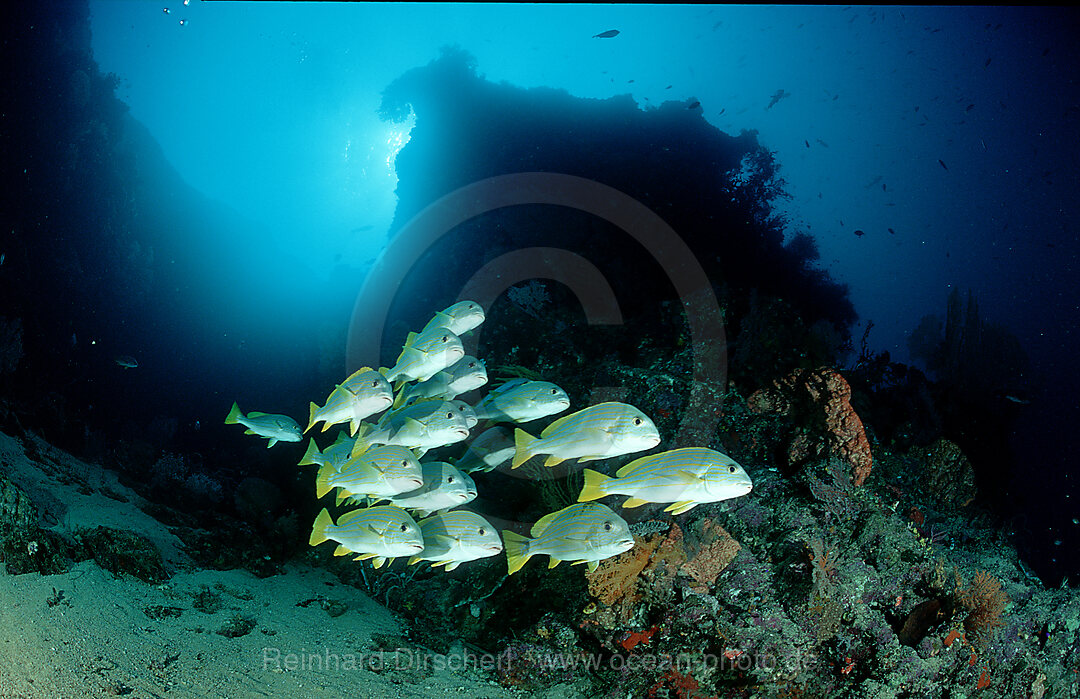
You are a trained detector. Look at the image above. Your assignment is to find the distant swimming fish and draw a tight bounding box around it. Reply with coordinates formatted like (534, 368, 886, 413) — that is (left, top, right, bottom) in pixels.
(854, 229, 865, 237)
(1004, 395, 1031, 405)
(805, 140, 810, 148)
(225, 402, 302, 448)
(816, 138, 829, 148)
(687, 100, 700, 110)
(592, 29, 620, 38)
(115, 355, 138, 369)
(888, 228, 897, 235)
(766, 89, 790, 110)
(938, 159, 949, 171)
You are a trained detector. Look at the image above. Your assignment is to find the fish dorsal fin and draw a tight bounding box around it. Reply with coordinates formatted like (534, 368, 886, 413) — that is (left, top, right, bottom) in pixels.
(530, 508, 564, 537)
(378, 367, 390, 377)
(343, 366, 374, 384)
(336, 509, 365, 526)
(539, 409, 580, 437)
(616, 453, 656, 477)
(403, 331, 419, 348)
(427, 311, 453, 329)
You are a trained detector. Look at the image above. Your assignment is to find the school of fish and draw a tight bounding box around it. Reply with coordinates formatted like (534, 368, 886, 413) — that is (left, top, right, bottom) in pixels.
(225, 299, 753, 575)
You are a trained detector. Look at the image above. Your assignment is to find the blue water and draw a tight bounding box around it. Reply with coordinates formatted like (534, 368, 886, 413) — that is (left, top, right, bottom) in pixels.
(36, 3, 1080, 584)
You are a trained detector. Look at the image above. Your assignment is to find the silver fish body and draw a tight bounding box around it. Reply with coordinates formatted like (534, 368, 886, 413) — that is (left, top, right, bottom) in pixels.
(512, 402, 660, 468)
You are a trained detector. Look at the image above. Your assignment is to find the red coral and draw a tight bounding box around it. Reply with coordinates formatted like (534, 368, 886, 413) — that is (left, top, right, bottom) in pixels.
(746, 367, 873, 485)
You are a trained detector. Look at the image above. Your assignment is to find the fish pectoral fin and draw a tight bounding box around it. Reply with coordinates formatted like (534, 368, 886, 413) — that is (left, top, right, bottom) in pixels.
(587, 560, 600, 573)
(623, 497, 651, 508)
(674, 470, 704, 485)
(267, 439, 278, 448)
(543, 454, 566, 468)
(371, 556, 387, 569)
(243, 429, 256, 435)
(664, 500, 698, 515)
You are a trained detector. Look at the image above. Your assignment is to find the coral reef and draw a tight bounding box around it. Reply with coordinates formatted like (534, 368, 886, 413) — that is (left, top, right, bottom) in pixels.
(748, 366, 873, 485)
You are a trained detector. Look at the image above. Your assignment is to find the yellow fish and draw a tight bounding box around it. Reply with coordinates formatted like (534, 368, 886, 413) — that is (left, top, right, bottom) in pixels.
(309, 505, 424, 568)
(512, 402, 660, 468)
(503, 502, 634, 574)
(578, 447, 753, 515)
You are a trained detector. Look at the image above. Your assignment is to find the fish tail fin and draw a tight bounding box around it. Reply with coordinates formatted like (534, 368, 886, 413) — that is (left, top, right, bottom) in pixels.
(502, 530, 533, 575)
(305, 402, 320, 433)
(224, 401, 242, 425)
(298, 438, 321, 467)
(512, 429, 538, 469)
(315, 464, 335, 499)
(578, 469, 611, 502)
(309, 508, 333, 546)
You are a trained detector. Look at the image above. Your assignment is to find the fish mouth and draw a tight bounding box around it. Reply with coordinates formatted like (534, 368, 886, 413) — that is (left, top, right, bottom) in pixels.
(405, 542, 425, 552)
(616, 538, 636, 550)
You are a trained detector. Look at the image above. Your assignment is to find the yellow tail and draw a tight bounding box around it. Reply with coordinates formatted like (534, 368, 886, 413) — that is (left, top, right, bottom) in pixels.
(315, 464, 334, 499)
(298, 438, 321, 467)
(309, 508, 333, 546)
(578, 469, 611, 502)
(503, 530, 533, 575)
(512, 429, 538, 469)
(305, 402, 320, 433)
(224, 401, 243, 425)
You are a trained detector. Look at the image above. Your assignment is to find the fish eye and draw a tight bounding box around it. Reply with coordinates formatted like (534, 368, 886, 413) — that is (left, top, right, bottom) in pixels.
(441, 335, 449, 342)
(729, 465, 737, 473)
(447, 412, 454, 419)
(633, 417, 642, 426)
(371, 380, 379, 388)
(400, 524, 408, 532)
(550, 388, 557, 394)
(446, 476, 455, 483)
(478, 527, 486, 535)
(401, 460, 408, 467)
(603, 522, 612, 531)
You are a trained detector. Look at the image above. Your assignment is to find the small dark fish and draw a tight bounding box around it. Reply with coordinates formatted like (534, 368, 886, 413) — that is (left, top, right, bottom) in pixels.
(816, 138, 829, 148)
(914, 106, 920, 112)
(966, 103, 975, 112)
(115, 355, 138, 369)
(818, 192, 822, 199)
(766, 89, 790, 110)
(665, 84, 673, 90)
(888, 228, 896, 235)
(938, 159, 948, 171)
(840, 220, 844, 227)
(627, 79, 635, 83)
(687, 100, 700, 109)
(592, 29, 620, 39)
(832, 94, 839, 101)
(854, 229, 865, 237)
(717, 108, 725, 116)
(805, 140, 810, 148)
(984, 57, 992, 68)
(882, 183, 887, 192)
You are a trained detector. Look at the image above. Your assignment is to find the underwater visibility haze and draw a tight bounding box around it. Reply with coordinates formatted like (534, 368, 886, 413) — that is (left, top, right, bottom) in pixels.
(2, 2, 1080, 696)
